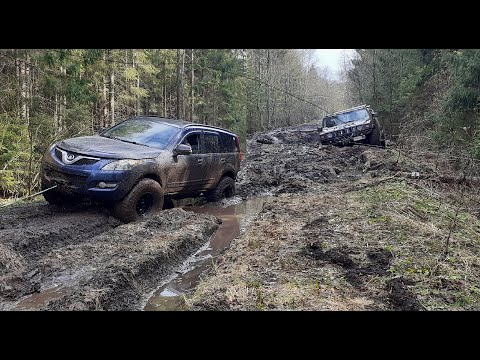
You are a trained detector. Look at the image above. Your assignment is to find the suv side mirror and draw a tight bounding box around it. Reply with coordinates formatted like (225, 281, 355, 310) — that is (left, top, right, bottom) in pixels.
(174, 144, 192, 156)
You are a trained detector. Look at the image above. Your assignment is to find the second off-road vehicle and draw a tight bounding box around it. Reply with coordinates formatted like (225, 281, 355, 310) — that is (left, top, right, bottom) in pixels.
(318, 105, 385, 147)
(41, 116, 242, 223)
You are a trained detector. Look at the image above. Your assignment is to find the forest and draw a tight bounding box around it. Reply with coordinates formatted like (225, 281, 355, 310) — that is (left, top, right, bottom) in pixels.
(1, 49, 480, 197)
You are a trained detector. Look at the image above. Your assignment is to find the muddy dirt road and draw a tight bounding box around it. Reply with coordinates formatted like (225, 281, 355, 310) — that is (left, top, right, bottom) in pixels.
(0, 202, 219, 310)
(2, 123, 480, 310)
(191, 129, 480, 311)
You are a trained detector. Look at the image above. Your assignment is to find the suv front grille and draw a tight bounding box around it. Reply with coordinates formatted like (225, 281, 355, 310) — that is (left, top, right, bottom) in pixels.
(73, 158, 99, 166)
(54, 147, 99, 166)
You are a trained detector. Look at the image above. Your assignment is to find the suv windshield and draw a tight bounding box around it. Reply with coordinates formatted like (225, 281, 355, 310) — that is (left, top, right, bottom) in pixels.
(324, 108, 370, 127)
(101, 119, 181, 149)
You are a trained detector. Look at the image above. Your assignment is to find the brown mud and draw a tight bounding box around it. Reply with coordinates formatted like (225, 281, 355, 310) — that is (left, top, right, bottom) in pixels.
(1, 205, 219, 310)
(2, 123, 480, 311)
(188, 126, 480, 311)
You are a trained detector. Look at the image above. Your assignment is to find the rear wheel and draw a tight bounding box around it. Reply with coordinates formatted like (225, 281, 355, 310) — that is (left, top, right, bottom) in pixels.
(207, 176, 235, 202)
(113, 178, 164, 223)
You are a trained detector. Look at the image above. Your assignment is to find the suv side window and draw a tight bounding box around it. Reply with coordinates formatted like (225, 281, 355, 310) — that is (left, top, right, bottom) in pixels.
(219, 133, 236, 153)
(183, 133, 201, 154)
(203, 132, 220, 154)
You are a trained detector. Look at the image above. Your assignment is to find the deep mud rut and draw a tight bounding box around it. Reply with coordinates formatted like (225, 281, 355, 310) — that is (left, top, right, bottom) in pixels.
(0, 202, 220, 310)
(2, 123, 480, 311)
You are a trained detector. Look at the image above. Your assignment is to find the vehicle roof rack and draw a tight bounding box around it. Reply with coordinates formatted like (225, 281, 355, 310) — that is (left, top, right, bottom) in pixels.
(131, 115, 235, 133)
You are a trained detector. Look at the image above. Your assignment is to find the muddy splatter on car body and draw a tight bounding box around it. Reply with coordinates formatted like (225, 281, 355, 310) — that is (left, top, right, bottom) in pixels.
(41, 116, 241, 222)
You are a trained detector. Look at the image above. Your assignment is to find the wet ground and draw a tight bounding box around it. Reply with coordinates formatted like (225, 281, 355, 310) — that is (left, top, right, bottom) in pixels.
(188, 127, 480, 311)
(0, 204, 220, 310)
(144, 197, 267, 311)
(2, 123, 480, 311)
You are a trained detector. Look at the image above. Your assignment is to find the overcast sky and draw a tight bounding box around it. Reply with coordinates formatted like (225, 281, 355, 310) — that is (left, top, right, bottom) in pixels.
(314, 49, 354, 79)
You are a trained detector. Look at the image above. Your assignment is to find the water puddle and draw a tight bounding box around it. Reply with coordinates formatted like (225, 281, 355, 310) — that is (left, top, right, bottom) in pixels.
(144, 196, 268, 311)
(13, 286, 67, 310)
(10, 266, 94, 311)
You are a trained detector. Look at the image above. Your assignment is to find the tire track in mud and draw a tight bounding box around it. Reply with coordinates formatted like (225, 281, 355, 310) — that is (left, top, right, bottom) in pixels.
(1, 202, 121, 259)
(1, 201, 220, 310)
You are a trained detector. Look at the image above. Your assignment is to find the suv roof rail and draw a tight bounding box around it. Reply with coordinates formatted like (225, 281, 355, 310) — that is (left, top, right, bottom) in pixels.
(131, 114, 236, 134)
(185, 123, 235, 134)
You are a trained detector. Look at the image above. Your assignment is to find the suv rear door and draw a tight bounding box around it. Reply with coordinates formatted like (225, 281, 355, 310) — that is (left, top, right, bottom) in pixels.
(202, 131, 240, 190)
(219, 132, 240, 174)
(201, 131, 222, 189)
(168, 130, 208, 193)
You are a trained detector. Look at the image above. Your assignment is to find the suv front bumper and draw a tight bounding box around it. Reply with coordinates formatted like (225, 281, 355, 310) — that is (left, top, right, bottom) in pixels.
(320, 126, 372, 145)
(41, 149, 138, 202)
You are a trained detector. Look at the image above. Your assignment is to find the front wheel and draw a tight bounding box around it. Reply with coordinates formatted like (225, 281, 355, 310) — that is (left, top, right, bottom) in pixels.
(207, 176, 235, 202)
(367, 119, 385, 147)
(113, 178, 164, 223)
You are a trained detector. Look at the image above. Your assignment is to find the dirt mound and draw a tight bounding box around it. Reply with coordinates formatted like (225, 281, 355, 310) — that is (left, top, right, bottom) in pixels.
(236, 140, 376, 198)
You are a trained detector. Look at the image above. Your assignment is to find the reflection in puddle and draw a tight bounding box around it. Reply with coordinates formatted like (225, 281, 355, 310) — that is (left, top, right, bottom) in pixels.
(144, 197, 267, 311)
(13, 286, 67, 310)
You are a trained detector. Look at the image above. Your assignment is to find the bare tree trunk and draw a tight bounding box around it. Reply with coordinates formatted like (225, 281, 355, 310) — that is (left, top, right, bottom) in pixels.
(372, 49, 377, 103)
(163, 60, 167, 117)
(190, 49, 194, 121)
(124, 50, 129, 118)
(54, 93, 59, 134)
(176, 49, 185, 119)
(176, 49, 181, 119)
(110, 67, 115, 125)
(181, 49, 186, 119)
(133, 50, 140, 116)
(256, 59, 263, 131)
(266, 49, 271, 129)
(59, 65, 66, 133)
(102, 52, 108, 128)
(15, 50, 20, 118)
(20, 57, 28, 123)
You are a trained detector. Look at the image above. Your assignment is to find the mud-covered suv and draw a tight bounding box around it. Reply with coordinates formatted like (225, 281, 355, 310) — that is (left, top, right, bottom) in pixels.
(319, 105, 385, 147)
(41, 116, 242, 223)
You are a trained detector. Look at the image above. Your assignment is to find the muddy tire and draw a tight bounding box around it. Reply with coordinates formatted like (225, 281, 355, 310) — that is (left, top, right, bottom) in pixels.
(367, 120, 385, 147)
(113, 178, 164, 223)
(207, 176, 235, 202)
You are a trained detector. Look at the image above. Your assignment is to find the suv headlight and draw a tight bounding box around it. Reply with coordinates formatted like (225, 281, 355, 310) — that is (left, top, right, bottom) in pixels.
(102, 159, 143, 171)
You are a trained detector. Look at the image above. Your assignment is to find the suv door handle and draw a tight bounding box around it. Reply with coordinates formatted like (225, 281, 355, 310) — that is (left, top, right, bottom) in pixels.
(197, 159, 204, 164)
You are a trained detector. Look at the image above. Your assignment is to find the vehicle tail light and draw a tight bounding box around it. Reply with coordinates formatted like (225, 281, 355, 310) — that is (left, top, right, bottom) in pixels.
(235, 136, 243, 161)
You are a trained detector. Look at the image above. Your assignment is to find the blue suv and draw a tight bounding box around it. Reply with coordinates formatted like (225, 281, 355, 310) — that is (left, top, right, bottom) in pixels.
(41, 116, 242, 222)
